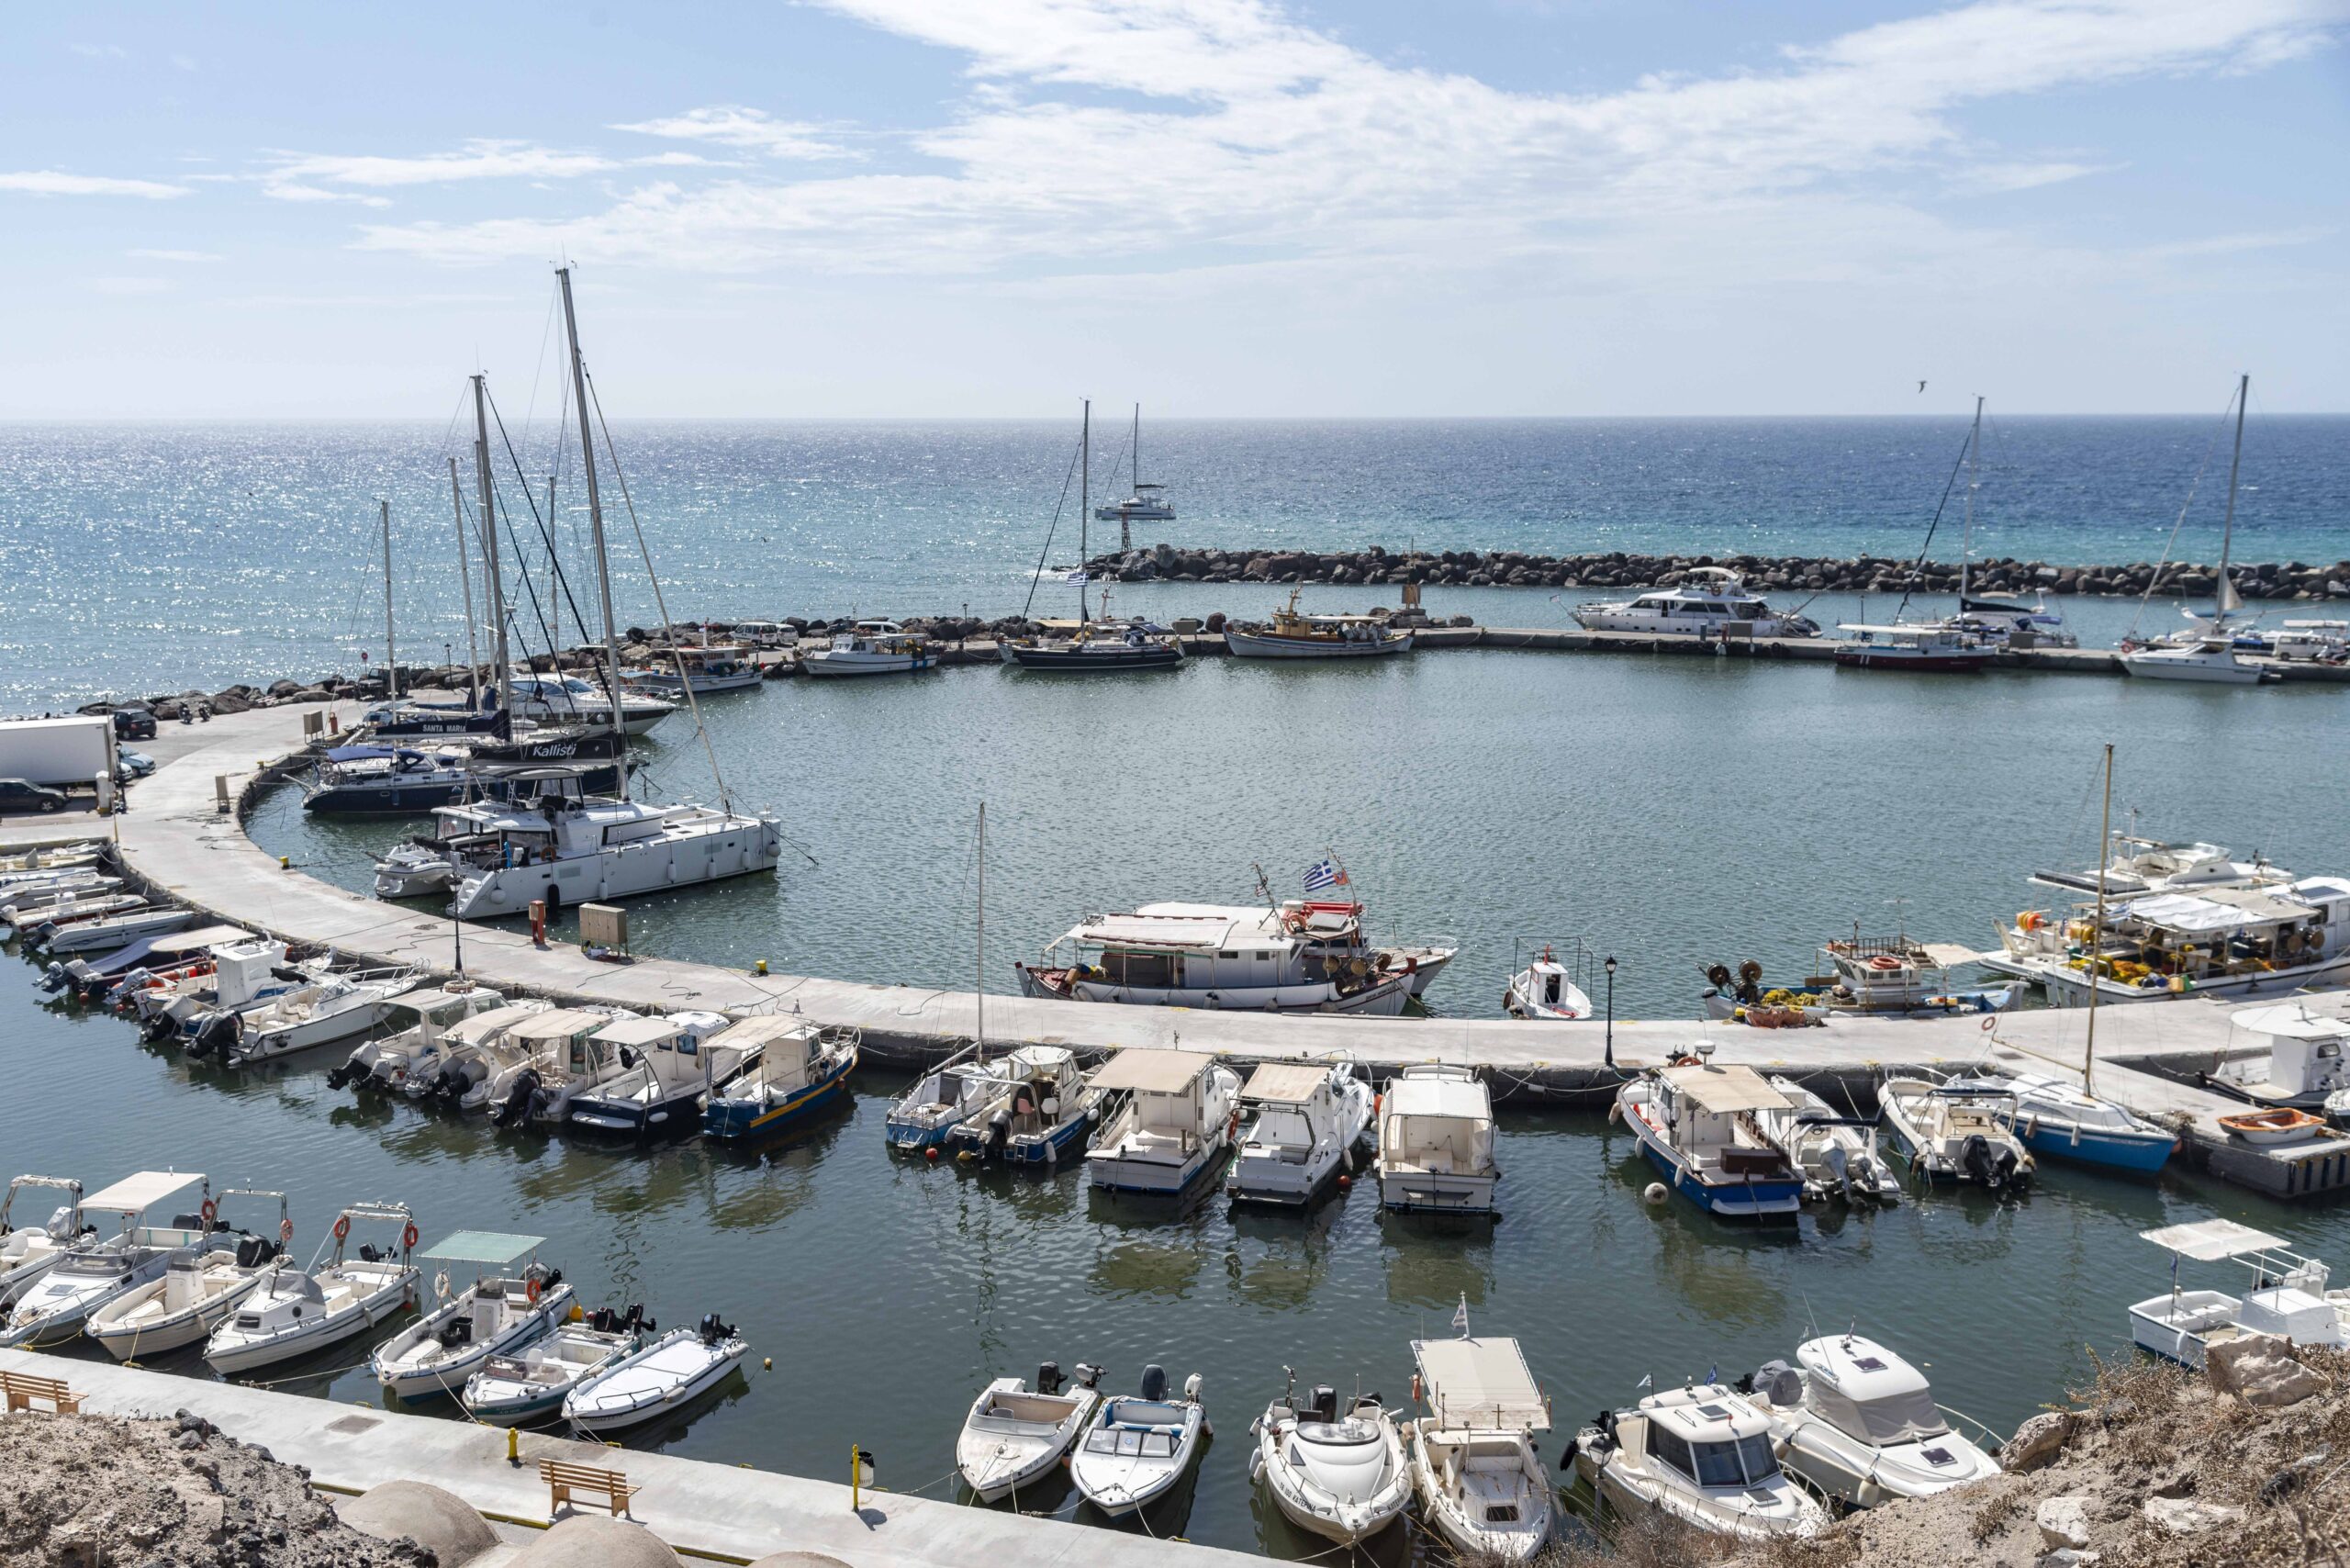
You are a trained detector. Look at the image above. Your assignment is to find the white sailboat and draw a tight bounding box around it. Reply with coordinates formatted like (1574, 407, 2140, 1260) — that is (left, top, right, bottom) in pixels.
(1092, 403, 1177, 527)
(2123, 375, 2269, 684)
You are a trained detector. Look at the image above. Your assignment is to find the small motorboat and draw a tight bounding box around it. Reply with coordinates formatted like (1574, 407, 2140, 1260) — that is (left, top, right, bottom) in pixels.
(1570, 1382, 1828, 1541)
(37, 904, 193, 955)
(1375, 1063, 1499, 1215)
(1407, 1329, 1553, 1561)
(947, 1045, 1101, 1167)
(884, 1044, 996, 1152)
(1754, 1076, 1901, 1204)
(0, 1171, 211, 1348)
(323, 981, 511, 1094)
(370, 1231, 573, 1400)
(700, 1018, 860, 1141)
(0, 1174, 87, 1305)
(1879, 1073, 2035, 1189)
(2217, 1107, 2329, 1146)
(800, 621, 934, 676)
(198, 968, 419, 1065)
(1085, 1049, 1243, 1195)
(1250, 1374, 1411, 1547)
(563, 1314, 748, 1436)
(408, 1000, 557, 1108)
(565, 1012, 735, 1137)
(2128, 1219, 2346, 1367)
(957, 1361, 1103, 1504)
(1226, 1058, 1371, 1207)
(1504, 946, 1595, 1019)
(480, 1007, 634, 1126)
(1745, 1336, 2001, 1508)
(84, 1188, 288, 1360)
(1614, 1054, 1803, 1218)
(1069, 1364, 1210, 1520)
(462, 1305, 650, 1427)
(203, 1202, 420, 1375)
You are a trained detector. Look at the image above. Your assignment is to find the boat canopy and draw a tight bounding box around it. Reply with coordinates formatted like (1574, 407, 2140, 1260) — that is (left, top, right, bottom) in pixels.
(82, 1170, 205, 1215)
(1796, 1337, 1947, 1445)
(1918, 942, 1988, 969)
(1091, 1048, 1216, 1096)
(1660, 1064, 1793, 1115)
(2119, 887, 2319, 934)
(2230, 1003, 2350, 1043)
(1412, 1337, 1549, 1432)
(1240, 1062, 1335, 1104)
(444, 1002, 553, 1045)
(422, 1230, 543, 1265)
(506, 1009, 618, 1043)
(702, 1015, 816, 1053)
(1384, 1069, 1489, 1121)
(591, 1015, 686, 1049)
(2142, 1218, 2288, 1261)
(1062, 903, 1292, 954)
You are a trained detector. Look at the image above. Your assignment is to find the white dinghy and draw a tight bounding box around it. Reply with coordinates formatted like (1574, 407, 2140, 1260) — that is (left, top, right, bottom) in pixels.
(1757, 1077, 1902, 1204)
(463, 1304, 651, 1427)
(1251, 1372, 1411, 1548)
(1879, 1073, 2034, 1189)
(1407, 1327, 1553, 1562)
(1746, 1336, 2001, 1507)
(957, 1361, 1103, 1504)
(85, 1189, 288, 1360)
(1226, 1058, 1371, 1207)
(0, 1171, 210, 1349)
(1571, 1381, 1827, 1542)
(204, 1202, 420, 1375)
(371, 1231, 573, 1400)
(1069, 1363, 1211, 1520)
(563, 1313, 748, 1436)
(0, 1174, 87, 1305)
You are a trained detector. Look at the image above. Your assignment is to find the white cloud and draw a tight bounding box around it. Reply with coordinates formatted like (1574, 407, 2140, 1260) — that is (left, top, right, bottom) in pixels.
(127, 247, 225, 262)
(263, 181, 394, 207)
(610, 106, 851, 159)
(1950, 159, 2119, 193)
(91, 276, 174, 295)
(0, 170, 186, 199)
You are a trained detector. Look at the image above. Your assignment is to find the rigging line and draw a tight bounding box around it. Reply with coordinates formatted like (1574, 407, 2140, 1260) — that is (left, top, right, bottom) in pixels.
(1890, 423, 1976, 623)
(485, 385, 606, 696)
(2126, 382, 2239, 641)
(1020, 433, 1088, 620)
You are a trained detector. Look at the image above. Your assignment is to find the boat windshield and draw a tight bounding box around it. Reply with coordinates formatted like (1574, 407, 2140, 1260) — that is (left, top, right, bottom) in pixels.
(1086, 1428, 1178, 1458)
(1690, 1435, 1781, 1486)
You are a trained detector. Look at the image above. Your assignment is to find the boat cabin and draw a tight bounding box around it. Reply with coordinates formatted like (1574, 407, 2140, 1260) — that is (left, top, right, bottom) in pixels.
(2214, 1002, 2350, 1105)
(701, 1015, 827, 1091)
(1379, 1067, 1495, 1185)
(1044, 901, 1372, 991)
(1649, 1066, 1800, 1182)
(441, 1002, 554, 1055)
(1616, 1384, 1786, 1492)
(1237, 1061, 1348, 1159)
(1792, 1336, 1953, 1451)
(1090, 1048, 1222, 1158)
(1836, 623, 1984, 655)
(505, 1009, 624, 1080)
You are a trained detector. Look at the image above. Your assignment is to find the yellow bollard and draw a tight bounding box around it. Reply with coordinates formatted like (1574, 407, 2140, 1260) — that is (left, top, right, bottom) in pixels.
(755, 959, 769, 976)
(507, 1427, 519, 1467)
(279, 856, 291, 869)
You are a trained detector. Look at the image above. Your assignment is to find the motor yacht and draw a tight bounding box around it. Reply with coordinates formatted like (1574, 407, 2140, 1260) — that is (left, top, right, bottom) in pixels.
(801, 621, 934, 676)
(1251, 1374, 1411, 1547)
(1747, 1336, 2001, 1507)
(1615, 1056, 1802, 1218)
(957, 1361, 1103, 1504)
(1085, 1049, 1243, 1195)
(1407, 1331, 1553, 1561)
(1573, 568, 1818, 638)
(1572, 1382, 1827, 1542)
(1226, 1059, 1371, 1207)
(1376, 1064, 1499, 1215)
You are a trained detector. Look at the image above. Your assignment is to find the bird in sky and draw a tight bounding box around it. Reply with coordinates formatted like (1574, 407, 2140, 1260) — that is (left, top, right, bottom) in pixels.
(1918, 380, 1928, 393)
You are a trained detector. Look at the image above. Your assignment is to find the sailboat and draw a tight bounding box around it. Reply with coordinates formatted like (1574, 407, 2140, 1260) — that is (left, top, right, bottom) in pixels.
(1006, 401, 1184, 672)
(1834, 398, 1998, 672)
(2122, 375, 2270, 685)
(885, 805, 1000, 1151)
(1092, 403, 1176, 528)
(1939, 398, 2077, 648)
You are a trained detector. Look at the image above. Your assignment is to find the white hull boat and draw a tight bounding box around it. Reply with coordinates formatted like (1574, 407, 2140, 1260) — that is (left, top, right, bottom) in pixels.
(1408, 1333, 1553, 1562)
(1070, 1367, 1209, 1520)
(324, 982, 515, 1096)
(39, 907, 194, 955)
(1572, 1383, 1828, 1542)
(1085, 1050, 1241, 1195)
(563, 1317, 748, 1435)
(1747, 1336, 2001, 1508)
(1377, 1064, 1499, 1215)
(1504, 948, 1595, 1019)
(802, 622, 933, 677)
(1756, 1077, 1901, 1204)
(209, 969, 419, 1064)
(2127, 1219, 2346, 1368)
(1574, 568, 1817, 639)
(204, 1203, 419, 1375)
(2121, 642, 2269, 684)
(0, 1175, 87, 1306)
(0, 1171, 209, 1349)
(479, 1007, 634, 1125)
(85, 1231, 280, 1359)
(1879, 1074, 2034, 1188)
(1252, 1383, 1410, 1547)
(957, 1362, 1103, 1503)
(1227, 1059, 1372, 1207)
(463, 1311, 646, 1427)
(375, 1277, 574, 1399)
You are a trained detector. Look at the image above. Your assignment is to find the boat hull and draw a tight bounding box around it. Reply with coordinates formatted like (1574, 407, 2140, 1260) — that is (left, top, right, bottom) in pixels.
(203, 1274, 416, 1375)
(86, 1273, 265, 1358)
(1377, 1168, 1495, 1215)
(1832, 648, 1995, 672)
(1004, 643, 1182, 671)
(702, 1054, 855, 1140)
(1633, 1136, 1802, 1217)
(373, 1284, 574, 1400)
(2121, 651, 2267, 684)
(802, 652, 933, 677)
(2014, 1118, 2177, 1174)
(449, 817, 783, 920)
(1224, 629, 1413, 658)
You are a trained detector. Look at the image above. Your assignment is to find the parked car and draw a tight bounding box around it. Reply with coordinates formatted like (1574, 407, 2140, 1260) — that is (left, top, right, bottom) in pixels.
(110, 708, 158, 740)
(0, 778, 70, 813)
(117, 748, 157, 779)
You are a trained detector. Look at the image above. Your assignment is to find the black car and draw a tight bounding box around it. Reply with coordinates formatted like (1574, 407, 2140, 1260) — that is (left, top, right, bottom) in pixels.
(0, 778, 69, 813)
(110, 709, 158, 740)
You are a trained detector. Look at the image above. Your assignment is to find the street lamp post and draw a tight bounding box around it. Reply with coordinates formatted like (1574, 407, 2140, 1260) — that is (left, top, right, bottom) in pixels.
(1604, 956, 1617, 1070)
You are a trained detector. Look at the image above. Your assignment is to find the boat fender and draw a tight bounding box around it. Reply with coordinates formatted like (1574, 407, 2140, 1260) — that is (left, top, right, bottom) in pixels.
(1643, 1182, 1669, 1205)
(279, 1217, 294, 1248)
(1606, 1101, 1622, 1125)
(333, 1215, 352, 1242)
(1410, 1373, 1422, 1405)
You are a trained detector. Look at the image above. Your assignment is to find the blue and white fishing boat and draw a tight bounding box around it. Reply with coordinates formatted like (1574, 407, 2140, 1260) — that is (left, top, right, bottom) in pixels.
(948, 1045, 1102, 1166)
(1615, 1053, 1803, 1218)
(700, 1018, 859, 1141)
(890, 803, 999, 1154)
(1950, 1070, 2176, 1175)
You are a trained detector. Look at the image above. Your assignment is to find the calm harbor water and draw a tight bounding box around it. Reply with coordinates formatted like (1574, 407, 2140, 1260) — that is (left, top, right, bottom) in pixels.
(5, 415, 2346, 713)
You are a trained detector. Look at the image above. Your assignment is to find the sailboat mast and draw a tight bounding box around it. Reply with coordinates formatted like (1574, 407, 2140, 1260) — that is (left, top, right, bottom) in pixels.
(976, 801, 986, 1064)
(2216, 373, 2247, 631)
(556, 266, 630, 749)
(470, 375, 512, 725)
(2087, 742, 2112, 1095)
(1961, 396, 1983, 604)
(380, 500, 398, 700)
(1079, 399, 1091, 624)
(446, 457, 482, 711)
(1133, 403, 1141, 491)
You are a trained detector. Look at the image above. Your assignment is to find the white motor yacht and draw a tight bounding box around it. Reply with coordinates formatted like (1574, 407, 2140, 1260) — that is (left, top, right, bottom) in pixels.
(1, 1171, 212, 1349)
(1251, 1375, 1411, 1547)
(1755, 1077, 1901, 1204)
(957, 1361, 1104, 1503)
(1572, 1382, 1828, 1542)
(2121, 630, 2269, 685)
(480, 1007, 633, 1126)
(1226, 1059, 1371, 1207)
(204, 1202, 420, 1375)
(84, 1188, 287, 1360)
(1573, 568, 1818, 638)
(801, 621, 934, 676)
(1748, 1336, 2001, 1507)
(1069, 1365, 1210, 1520)
(325, 981, 512, 1095)
(1085, 1049, 1242, 1195)
(371, 1231, 573, 1400)
(0, 1174, 87, 1305)
(2128, 1219, 2347, 1368)
(1376, 1064, 1498, 1215)
(1879, 1073, 2034, 1188)
(463, 1305, 649, 1427)
(505, 671, 677, 734)
(1407, 1331, 1554, 1561)
(563, 1314, 747, 1435)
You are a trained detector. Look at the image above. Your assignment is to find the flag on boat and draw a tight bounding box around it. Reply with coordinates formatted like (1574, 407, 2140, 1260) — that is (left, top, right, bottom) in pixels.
(1706, 1364, 1718, 1385)
(1452, 1294, 1472, 1338)
(1304, 858, 1347, 893)
(1637, 1373, 1652, 1389)
(1064, 570, 1091, 584)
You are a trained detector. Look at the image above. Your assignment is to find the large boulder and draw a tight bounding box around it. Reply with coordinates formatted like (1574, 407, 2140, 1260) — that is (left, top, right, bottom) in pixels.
(515, 1514, 683, 1568)
(2036, 1495, 2091, 1551)
(341, 1480, 499, 1566)
(2207, 1333, 2330, 1408)
(2005, 1409, 2074, 1473)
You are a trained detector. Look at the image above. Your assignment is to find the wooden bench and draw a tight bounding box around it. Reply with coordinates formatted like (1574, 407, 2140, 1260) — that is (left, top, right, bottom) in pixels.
(0, 1370, 84, 1414)
(539, 1457, 636, 1518)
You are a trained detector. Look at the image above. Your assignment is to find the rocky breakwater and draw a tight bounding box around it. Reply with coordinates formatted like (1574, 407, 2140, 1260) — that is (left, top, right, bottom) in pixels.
(1090, 543, 2350, 599)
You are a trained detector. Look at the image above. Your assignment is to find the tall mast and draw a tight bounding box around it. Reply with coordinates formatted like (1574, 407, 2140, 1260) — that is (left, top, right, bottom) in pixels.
(380, 500, 398, 700)
(2086, 742, 2112, 1096)
(555, 265, 629, 746)
(446, 457, 482, 711)
(1079, 399, 1091, 624)
(1133, 403, 1141, 490)
(1961, 396, 1983, 603)
(976, 801, 986, 1065)
(470, 375, 511, 725)
(2215, 373, 2247, 632)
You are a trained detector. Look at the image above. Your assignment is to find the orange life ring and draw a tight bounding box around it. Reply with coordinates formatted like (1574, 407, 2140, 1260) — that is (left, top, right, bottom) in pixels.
(1866, 955, 1903, 972)
(199, 1198, 218, 1228)
(526, 1276, 542, 1305)
(333, 1215, 351, 1242)
(279, 1217, 295, 1246)
(401, 1222, 420, 1252)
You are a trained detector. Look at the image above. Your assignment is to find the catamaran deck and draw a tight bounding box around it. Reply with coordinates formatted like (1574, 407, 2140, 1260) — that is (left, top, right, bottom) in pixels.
(17, 700, 2350, 1198)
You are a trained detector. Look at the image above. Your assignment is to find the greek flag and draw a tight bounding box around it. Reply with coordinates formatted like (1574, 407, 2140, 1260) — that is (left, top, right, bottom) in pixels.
(1304, 858, 1345, 893)
(1064, 570, 1091, 584)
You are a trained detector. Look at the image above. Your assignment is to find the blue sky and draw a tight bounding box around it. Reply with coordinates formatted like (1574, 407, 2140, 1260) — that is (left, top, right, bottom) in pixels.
(4, 0, 2345, 416)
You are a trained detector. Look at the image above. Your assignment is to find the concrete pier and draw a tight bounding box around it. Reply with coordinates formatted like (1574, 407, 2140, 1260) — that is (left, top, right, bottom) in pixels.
(9, 699, 2350, 1199)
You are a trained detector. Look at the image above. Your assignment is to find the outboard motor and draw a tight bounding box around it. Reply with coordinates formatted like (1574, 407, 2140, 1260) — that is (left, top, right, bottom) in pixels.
(38, 960, 67, 993)
(235, 1235, 272, 1269)
(1074, 1361, 1103, 1390)
(1960, 1133, 2005, 1187)
(325, 1057, 359, 1091)
(490, 1069, 540, 1126)
(1035, 1361, 1065, 1397)
(1138, 1364, 1168, 1403)
(140, 1008, 180, 1046)
(1309, 1385, 1338, 1426)
(699, 1312, 734, 1345)
(1751, 1360, 1803, 1407)
(986, 1107, 1013, 1155)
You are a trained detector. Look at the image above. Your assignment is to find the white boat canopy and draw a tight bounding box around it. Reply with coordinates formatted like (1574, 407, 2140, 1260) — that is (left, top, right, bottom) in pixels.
(1659, 1064, 1794, 1115)
(421, 1231, 544, 1265)
(1918, 942, 1990, 969)
(1061, 904, 1288, 953)
(1240, 1062, 1336, 1103)
(444, 1003, 555, 1045)
(2119, 887, 2317, 934)
(1090, 1048, 1217, 1096)
(2230, 1003, 2350, 1042)
(2141, 1219, 2289, 1261)
(1383, 1072, 1489, 1120)
(81, 1171, 206, 1216)
(702, 1015, 817, 1052)
(505, 1009, 616, 1043)
(591, 1015, 685, 1049)
(1412, 1338, 1550, 1432)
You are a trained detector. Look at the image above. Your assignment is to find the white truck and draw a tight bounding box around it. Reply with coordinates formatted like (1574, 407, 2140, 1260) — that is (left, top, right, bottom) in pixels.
(0, 715, 117, 789)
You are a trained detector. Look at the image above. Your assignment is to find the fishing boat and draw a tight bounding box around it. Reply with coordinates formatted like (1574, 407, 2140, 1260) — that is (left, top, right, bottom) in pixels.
(195, 968, 420, 1065)
(462, 1305, 649, 1427)
(1250, 1373, 1411, 1547)
(1878, 1074, 2034, 1188)
(2128, 1220, 2346, 1367)
(2123, 375, 2270, 685)
(1376, 1064, 1498, 1215)
(1746, 1336, 2002, 1507)
(947, 1046, 1101, 1167)
(1226, 1059, 1371, 1207)
(562, 1314, 747, 1436)
(625, 640, 763, 696)
(1504, 945, 1595, 1019)
(1225, 589, 1413, 658)
(1572, 568, 1818, 638)
(1753, 1077, 1901, 1204)
(957, 1361, 1103, 1504)
(1, 1171, 212, 1349)
(1832, 622, 1996, 672)
(1615, 1056, 1803, 1218)
(1986, 878, 2350, 1005)
(371, 1231, 572, 1400)
(565, 1012, 739, 1137)
(1069, 1364, 1210, 1520)
(480, 1007, 633, 1126)
(1004, 615, 1184, 671)
(324, 981, 511, 1094)
(84, 1189, 288, 1360)
(1572, 1381, 1828, 1541)
(1700, 955, 2017, 1025)
(1407, 1327, 1553, 1561)
(1085, 1048, 1243, 1195)
(203, 1202, 419, 1375)
(885, 1044, 998, 1153)
(699, 1018, 860, 1141)
(0, 1175, 87, 1305)
(800, 621, 934, 676)
(1092, 404, 1177, 526)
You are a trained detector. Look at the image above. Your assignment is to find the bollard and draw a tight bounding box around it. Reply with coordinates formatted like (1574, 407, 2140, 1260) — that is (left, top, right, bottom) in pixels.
(755, 958, 768, 976)
(529, 900, 547, 946)
(507, 1427, 520, 1467)
(279, 856, 290, 870)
